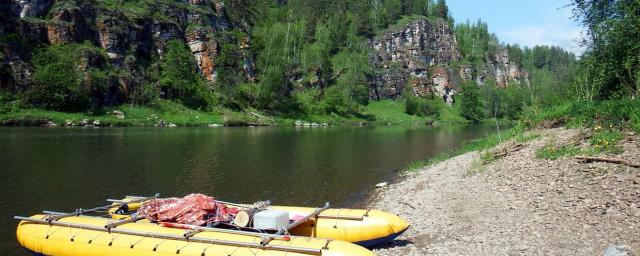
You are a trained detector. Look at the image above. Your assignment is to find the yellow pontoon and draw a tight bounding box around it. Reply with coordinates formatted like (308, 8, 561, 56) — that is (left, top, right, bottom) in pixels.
(15, 195, 409, 256)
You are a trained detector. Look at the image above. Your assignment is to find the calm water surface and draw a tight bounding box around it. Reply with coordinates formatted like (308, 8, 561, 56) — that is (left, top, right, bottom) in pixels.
(0, 125, 496, 255)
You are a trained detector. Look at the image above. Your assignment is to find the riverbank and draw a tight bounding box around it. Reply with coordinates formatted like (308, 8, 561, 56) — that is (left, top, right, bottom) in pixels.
(370, 127, 639, 255)
(0, 100, 477, 127)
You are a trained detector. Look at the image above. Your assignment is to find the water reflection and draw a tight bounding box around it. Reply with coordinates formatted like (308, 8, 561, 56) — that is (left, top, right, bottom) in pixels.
(0, 125, 496, 255)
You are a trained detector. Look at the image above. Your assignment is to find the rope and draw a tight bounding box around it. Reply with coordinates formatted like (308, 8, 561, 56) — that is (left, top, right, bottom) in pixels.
(251, 201, 271, 211)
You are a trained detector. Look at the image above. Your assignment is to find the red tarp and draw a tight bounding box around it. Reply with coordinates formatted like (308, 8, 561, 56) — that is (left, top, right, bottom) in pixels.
(137, 193, 238, 226)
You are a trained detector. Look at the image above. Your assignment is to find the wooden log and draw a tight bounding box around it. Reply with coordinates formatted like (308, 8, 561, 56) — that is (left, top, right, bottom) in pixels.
(574, 156, 640, 168)
(233, 209, 257, 227)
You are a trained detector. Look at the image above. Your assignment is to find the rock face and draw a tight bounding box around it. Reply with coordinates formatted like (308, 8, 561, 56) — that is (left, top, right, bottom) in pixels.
(1, 0, 255, 98)
(491, 49, 530, 88)
(369, 19, 461, 101)
(12, 0, 52, 18)
(369, 18, 530, 103)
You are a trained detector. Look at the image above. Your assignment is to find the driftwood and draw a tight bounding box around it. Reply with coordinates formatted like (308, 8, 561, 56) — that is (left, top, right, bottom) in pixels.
(493, 143, 525, 158)
(574, 156, 640, 168)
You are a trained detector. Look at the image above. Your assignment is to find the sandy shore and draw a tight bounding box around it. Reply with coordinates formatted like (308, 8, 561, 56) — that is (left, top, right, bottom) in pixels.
(371, 128, 639, 255)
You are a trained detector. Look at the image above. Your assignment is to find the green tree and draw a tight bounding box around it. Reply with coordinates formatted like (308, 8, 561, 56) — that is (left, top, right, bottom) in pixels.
(434, 0, 449, 19)
(28, 43, 113, 111)
(460, 81, 484, 122)
(159, 40, 211, 109)
(571, 0, 640, 98)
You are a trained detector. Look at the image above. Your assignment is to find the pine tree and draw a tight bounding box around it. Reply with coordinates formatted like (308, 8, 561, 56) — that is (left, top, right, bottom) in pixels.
(435, 0, 448, 19)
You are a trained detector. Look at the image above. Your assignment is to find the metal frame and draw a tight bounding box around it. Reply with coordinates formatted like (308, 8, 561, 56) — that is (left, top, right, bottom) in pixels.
(14, 195, 373, 254)
(261, 202, 331, 245)
(14, 216, 322, 255)
(216, 200, 366, 221)
(44, 194, 159, 222)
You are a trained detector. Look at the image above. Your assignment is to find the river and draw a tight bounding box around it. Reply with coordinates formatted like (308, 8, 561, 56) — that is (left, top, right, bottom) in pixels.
(0, 125, 497, 255)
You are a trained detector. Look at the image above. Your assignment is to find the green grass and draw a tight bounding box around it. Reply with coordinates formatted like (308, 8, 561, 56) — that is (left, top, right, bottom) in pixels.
(515, 132, 541, 143)
(365, 99, 468, 125)
(405, 160, 429, 172)
(535, 128, 623, 160)
(365, 100, 432, 125)
(520, 99, 640, 131)
(522, 99, 634, 160)
(439, 102, 468, 124)
(403, 127, 526, 172)
(0, 100, 377, 127)
(536, 143, 582, 160)
(0, 100, 228, 127)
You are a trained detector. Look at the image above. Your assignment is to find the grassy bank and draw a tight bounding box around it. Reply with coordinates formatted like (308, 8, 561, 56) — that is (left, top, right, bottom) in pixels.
(403, 99, 640, 172)
(0, 99, 472, 127)
(404, 126, 530, 172)
(1, 100, 245, 127)
(365, 99, 468, 125)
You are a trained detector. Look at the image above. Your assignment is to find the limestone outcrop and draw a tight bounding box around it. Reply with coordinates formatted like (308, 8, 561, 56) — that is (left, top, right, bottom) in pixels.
(0, 0, 254, 97)
(369, 18, 530, 103)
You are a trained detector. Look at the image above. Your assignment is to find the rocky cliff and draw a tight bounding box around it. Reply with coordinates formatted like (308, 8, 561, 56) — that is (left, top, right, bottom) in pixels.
(369, 18, 530, 104)
(1, 2, 529, 109)
(1, 0, 254, 97)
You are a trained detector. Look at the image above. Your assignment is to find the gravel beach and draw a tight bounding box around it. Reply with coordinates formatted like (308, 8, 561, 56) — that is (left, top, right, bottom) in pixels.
(371, 128, 640, 255)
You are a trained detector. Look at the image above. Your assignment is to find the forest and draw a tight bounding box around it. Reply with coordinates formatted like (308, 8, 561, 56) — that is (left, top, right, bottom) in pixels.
(0, 0, 637, 126)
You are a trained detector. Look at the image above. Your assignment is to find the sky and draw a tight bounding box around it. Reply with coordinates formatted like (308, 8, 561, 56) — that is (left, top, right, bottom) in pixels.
(446, 0, 585, 55)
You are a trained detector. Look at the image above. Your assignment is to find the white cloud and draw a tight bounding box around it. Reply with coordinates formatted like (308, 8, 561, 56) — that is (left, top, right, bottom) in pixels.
(499, 25, 586, 55)
(497, 0, 586, 55)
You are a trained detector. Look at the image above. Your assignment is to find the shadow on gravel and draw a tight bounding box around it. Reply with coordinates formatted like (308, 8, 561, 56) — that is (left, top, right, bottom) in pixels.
(372, 239, 414, 250)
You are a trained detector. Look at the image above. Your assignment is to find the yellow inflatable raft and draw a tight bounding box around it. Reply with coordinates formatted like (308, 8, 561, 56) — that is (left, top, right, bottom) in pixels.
(16, 214, 373, 256)
(15, 195, 409, 256)
(108, 197, 409, 247)
(273, 206, 408, 247)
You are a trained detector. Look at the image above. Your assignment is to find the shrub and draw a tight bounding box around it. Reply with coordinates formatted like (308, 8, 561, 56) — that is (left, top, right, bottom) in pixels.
(295, 89, 327, 115)
(323, 86, 359, 115)
(404, 94, 441, 117)
(0, 91, 17, 114)
(28, 44, 91, 111)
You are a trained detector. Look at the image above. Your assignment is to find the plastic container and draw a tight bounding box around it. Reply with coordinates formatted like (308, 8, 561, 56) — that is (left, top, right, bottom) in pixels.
(253, 209, 289, 230)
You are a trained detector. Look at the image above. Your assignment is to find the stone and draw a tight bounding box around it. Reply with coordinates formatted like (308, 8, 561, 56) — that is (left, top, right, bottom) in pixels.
(92, 120, 100, 126)
(376, 182, 389, 188)
(207, 124, 221, 128)
(167, 123, 177, 128)
(110, 110, 125, 119)
(603, 245, 635, 256)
